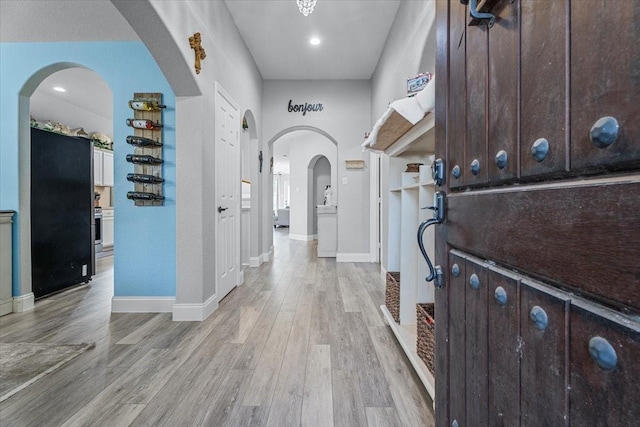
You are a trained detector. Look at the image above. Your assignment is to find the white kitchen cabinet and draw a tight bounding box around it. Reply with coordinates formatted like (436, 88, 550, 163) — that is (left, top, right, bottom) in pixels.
(102, 208, 114, 248)
(94, 148, 114, 187)
(93, 149, 103, 186)
(102, 151, 114, 186)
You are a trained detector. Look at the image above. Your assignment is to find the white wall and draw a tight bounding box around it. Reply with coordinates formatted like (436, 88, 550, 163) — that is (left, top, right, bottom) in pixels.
(273, 173, 290, 210)
(287, 132, 336, 240)
(30, 90, 113, 139)
(263, 80, 371, 257)
(371, 0, 436, 271)
(313, 156, 331, 234)
(126, 0, 264, 312)
(241, 127, 251, 182)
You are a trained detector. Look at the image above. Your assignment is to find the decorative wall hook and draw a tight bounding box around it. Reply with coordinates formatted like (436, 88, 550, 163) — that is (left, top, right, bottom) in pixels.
(189, 32, 206, 74)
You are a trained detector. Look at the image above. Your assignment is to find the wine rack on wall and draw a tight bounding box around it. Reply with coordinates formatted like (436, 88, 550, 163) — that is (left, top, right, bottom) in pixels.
(126, 92, 165, 206)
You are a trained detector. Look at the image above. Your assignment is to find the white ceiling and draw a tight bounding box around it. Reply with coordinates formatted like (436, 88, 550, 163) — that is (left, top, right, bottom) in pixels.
(2, 0, 400, 80)
(4, 0, 401, 156)
(224, 0, 401, 80)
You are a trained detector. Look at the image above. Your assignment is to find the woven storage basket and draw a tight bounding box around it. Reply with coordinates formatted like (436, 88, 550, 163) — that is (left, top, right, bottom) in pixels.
(385, 272, 401, 323)
(416, 303, 435, 375)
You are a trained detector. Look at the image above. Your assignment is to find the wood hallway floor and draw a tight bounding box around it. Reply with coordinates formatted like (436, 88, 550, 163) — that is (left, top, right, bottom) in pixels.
(0, 229, 434, 426)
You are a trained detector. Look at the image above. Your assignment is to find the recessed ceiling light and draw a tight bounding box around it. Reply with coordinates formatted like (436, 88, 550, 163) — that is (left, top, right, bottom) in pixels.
(310, 37, 321, 46)
(52, 86, 66, 92)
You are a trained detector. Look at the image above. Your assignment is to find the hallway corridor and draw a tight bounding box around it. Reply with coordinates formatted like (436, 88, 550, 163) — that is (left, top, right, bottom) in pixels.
(0, 229, 434, 426)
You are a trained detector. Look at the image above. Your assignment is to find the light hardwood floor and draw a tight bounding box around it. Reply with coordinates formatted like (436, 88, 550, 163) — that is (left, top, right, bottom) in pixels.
(0, 229, 434, 426)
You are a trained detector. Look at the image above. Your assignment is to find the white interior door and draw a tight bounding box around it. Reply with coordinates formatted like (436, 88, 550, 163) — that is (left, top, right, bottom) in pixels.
(215, 83, 240, 300)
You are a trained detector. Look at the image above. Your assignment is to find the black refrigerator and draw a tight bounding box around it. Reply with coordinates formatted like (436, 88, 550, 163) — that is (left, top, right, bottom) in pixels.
(31, 127, 94, 298)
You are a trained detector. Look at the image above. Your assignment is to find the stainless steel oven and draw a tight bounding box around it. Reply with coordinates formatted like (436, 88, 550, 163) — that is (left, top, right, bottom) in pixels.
(94, 207, 103, 253)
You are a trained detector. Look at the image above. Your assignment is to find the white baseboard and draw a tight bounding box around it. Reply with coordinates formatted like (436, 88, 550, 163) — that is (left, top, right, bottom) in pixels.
(318, 251, 336, 258)
(12, 293, 35, 312)
(239, 270, 245, 285)
(336, 253, 371, 263)
(381, 265, 388, 280)
(289, 234, 314, 241)
(0, 298, 13, 316)
(249, 247, 274, 267)
(111, 296, 175, 313)
(172, 293, 218, 321)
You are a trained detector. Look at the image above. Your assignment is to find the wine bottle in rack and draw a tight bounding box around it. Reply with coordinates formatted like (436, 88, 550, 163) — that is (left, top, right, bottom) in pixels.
(127, 173, 165, 184)
(127, 191, 165, 201)
(128, 99, 166, 111)
(126, 119, 163, 130)
(126, 154, 164, 165)
(126, 135, 163, 147)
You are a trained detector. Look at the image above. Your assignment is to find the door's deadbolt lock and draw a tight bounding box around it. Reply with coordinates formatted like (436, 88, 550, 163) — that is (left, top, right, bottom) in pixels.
(418, 191, 445, 288)
(431, 158, 445, 186)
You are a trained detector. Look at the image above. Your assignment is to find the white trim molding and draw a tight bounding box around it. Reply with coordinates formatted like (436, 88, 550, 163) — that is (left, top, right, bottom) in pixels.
(336, 253, 372, 263)
(369, 152, 381, 263)
(249, 246, 274, 267)
(289, 234, 314, 242)
(172, 293, 218, 321)
(12, 293, 35, 313)
(111, 296, 175, 313)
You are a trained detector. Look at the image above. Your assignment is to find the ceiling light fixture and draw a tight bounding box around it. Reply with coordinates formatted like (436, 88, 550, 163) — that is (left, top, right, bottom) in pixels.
(297, 0, 317, 17)
(52, 86, 66, 93)
(310, 37, 321, 46)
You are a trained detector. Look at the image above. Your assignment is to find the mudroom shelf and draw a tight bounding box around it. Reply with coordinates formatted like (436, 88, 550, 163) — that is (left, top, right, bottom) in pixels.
(381, 304, 435, 402)
(362, 76, 435, 157)
(375, 77, 438, 402)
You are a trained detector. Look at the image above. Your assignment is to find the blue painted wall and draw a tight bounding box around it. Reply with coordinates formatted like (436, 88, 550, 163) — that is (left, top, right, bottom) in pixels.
(0, 41, 176, 298)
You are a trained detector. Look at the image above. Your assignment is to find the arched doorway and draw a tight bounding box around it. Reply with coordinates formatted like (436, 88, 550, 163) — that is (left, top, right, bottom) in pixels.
(309, 155, 331, 238)
(240, 110, 259, 271)
(17, 63, 114, 303)
(267, 127, 338, 246)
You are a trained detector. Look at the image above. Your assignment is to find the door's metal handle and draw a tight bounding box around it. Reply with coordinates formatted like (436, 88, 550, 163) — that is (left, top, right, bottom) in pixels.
(418, 191, 445, 288)
(217, 206, 228, 213)
(462, 0, 496, 28)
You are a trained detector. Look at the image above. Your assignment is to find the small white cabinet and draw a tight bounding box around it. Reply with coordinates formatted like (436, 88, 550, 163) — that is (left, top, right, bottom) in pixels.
(94, 148, 114, 187)
(102, 209, 114, 248)
(317, 205, 337, 257)
(0, 211, 14, 316)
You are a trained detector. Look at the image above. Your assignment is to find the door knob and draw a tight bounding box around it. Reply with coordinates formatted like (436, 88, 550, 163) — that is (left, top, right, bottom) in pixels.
(217, 206, 228, 213)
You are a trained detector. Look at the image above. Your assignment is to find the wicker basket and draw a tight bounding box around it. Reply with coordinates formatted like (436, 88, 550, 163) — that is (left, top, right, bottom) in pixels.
(385, 272, 401, 323)
(416, 303, 435, 375)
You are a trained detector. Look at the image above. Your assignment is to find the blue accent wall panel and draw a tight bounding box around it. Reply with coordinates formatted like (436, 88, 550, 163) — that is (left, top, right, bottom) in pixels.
(0, 41, 176, 298)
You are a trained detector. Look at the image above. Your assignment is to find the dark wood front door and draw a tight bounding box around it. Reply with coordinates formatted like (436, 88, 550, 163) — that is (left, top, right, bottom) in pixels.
(434, 1, 640, 425)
